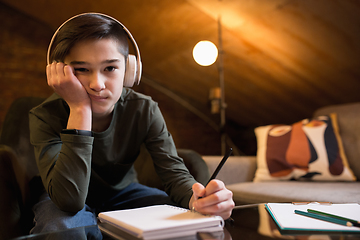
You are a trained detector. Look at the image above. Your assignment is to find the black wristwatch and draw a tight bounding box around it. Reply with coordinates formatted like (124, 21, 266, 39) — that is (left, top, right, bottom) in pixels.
(61, 129, 93, 137)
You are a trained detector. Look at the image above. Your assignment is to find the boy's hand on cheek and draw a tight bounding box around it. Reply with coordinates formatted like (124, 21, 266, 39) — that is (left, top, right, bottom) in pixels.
(47, 62, 90, 109)
(191, 180, 234, 220)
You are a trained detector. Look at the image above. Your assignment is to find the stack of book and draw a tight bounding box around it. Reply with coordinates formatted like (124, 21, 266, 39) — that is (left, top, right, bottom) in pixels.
(98, 205, 224, 239)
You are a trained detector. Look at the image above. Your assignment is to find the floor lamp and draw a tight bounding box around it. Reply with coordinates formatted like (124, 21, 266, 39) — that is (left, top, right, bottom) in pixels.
(193, 16, 227, 155)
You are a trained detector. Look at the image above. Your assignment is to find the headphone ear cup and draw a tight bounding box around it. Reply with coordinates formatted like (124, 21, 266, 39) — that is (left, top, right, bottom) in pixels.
(123, 54, 137, 87)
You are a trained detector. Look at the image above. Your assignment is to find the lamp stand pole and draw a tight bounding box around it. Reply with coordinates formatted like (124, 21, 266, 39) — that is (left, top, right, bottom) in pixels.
(217, 16, 226, 155)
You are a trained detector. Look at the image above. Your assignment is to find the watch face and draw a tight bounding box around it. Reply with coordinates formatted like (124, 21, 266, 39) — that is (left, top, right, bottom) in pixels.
(61, 129, 77, 134)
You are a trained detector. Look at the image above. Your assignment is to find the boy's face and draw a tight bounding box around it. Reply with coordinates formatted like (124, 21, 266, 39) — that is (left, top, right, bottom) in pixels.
(64, 38, 126, 120)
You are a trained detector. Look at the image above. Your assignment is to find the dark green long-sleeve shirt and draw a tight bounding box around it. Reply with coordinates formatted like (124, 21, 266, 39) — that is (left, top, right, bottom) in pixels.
(29, 89, 197, 212)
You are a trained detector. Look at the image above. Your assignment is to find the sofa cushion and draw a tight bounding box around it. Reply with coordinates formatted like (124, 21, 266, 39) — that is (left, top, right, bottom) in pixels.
(314, 102, 360, 180)
(254, 114, 356, 182)
(227, 181, 360, 204)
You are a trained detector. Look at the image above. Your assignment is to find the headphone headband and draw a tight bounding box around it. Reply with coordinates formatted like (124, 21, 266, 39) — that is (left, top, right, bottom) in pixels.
(47, 12, 142, 86)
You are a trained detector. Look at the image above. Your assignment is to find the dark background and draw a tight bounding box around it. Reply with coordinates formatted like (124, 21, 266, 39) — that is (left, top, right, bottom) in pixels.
(1, 0, 359, 156)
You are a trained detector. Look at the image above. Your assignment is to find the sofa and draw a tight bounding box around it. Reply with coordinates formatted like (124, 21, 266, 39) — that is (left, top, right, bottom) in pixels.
(203, 102, 360, 205)
(0, 97, 210, 240)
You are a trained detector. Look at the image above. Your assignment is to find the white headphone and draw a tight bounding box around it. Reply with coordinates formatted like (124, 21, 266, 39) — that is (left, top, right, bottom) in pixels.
(47, 12, 142, 87)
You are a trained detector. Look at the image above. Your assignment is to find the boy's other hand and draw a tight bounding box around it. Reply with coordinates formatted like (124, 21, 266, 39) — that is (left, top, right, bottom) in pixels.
(47, 62, 91, 109)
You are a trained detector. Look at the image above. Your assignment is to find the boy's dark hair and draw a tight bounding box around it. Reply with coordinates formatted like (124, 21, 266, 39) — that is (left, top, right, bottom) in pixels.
(49, 13, 129, 63)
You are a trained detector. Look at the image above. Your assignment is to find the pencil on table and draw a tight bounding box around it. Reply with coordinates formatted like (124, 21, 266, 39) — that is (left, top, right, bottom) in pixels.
(295, 210, 358, 227)
(307, 209, 360, 227)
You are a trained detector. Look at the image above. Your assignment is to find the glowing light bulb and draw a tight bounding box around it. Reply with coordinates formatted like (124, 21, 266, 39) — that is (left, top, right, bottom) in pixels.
(193, 40, 218, 66)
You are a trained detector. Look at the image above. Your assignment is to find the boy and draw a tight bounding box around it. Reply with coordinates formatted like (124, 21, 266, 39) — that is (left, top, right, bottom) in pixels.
(29, 13, 234, 233)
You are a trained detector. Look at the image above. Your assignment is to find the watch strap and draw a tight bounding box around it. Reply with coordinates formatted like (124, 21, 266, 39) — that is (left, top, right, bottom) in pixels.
(61, 129, 93, 137)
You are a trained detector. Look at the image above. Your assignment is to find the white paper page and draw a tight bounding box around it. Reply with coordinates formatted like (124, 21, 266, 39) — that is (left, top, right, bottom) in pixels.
(266, 203, 360, 232)
(98, 205, 223, 238)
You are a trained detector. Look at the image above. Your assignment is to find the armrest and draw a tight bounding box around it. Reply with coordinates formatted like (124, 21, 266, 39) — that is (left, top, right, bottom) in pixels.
(134, 146, 210, 190)
(177, 149, 210, 186)
(202, 156, 257, 185)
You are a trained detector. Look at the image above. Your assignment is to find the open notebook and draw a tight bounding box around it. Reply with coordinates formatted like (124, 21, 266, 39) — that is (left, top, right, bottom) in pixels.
(265, 203, 360, 233)
(98, 205, 224, 240)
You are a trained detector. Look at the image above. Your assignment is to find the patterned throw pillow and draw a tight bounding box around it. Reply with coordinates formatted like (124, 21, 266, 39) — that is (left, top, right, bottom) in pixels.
(254, 114, 356, 182)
